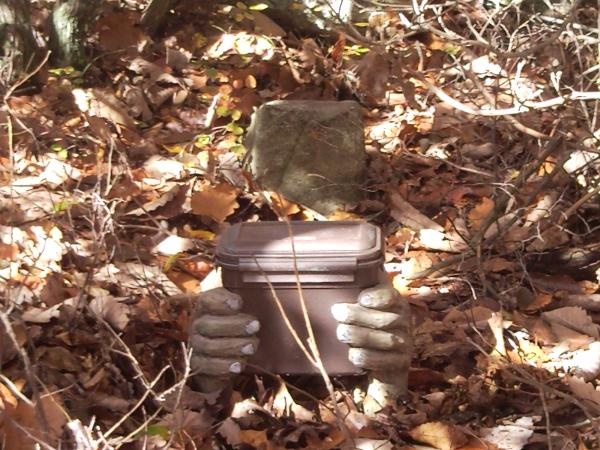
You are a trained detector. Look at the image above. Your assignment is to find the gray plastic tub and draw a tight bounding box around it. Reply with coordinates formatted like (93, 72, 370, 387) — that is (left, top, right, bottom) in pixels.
(216, 221, 384, 374)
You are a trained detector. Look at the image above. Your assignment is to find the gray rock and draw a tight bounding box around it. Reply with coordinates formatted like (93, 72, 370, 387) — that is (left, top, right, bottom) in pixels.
(245, 100, 366, 215)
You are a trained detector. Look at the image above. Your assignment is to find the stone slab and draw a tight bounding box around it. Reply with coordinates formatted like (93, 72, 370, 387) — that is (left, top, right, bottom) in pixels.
(245, 100, 366, 215)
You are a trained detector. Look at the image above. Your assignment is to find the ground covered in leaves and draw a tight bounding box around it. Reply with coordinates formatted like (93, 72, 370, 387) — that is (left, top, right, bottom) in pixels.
(1, 0, 600, 449)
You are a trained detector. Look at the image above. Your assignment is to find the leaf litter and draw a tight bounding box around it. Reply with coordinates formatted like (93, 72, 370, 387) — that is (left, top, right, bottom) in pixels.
(1, 0, 600, 449)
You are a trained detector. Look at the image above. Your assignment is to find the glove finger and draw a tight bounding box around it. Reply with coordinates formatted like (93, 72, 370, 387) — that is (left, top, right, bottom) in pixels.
(191, 335, 259, 357)
(191, 355, 245, 376)
(359, 285, 411, 317)
(195, 287, 243, 315)
(358, 285, 397, 310)
(331, 303, 404, 330)
(348, 348, 410, 371)
(193, 314, 260, 337)
(336, 324, 408, 350)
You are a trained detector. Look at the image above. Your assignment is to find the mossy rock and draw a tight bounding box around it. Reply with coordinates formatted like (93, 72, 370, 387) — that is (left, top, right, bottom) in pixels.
(246, 100, 366, 215)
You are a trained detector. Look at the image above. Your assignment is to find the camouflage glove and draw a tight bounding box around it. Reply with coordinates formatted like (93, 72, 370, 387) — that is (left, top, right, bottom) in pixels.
(331, 283, 412, 413)
(189, 288, 260, 392)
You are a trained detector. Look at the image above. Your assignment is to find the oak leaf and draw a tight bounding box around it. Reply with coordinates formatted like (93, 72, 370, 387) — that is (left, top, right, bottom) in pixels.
(409, 421, 468, 450)
(191, 183, 239, 222)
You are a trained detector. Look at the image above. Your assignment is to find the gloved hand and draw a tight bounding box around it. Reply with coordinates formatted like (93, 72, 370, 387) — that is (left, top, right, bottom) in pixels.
(331, 283, 412, 413)
(188, 287, 260, 392)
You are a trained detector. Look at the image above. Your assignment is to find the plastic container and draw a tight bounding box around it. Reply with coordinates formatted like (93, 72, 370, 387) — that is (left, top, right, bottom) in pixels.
(216, 221, 384, 374)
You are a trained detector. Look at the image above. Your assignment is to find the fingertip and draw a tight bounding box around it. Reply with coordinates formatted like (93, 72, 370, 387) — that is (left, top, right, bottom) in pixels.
(226, 296, 242, 311)
(336, 324, 352, 342)
(241, 343, 256, 355)
(331, 303, 349, 321)
(245, 319, 260, 335)
(229, 362, 242, 374)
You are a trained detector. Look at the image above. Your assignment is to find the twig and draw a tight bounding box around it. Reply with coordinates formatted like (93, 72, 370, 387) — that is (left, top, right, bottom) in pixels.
(538, 386, 554, 450)
(408, 68, 600, 119)
(103, 364, 169, 438)
(560, 183, 600, 223)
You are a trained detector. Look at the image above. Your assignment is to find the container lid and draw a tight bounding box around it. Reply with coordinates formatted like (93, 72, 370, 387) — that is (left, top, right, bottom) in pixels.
(216, 221, 382, 266)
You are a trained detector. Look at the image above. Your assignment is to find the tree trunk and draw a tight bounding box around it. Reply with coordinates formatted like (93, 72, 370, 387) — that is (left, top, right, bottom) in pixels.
(141, 0, 171, 34)
(260, 0, 354, 38)
(0, 0, 39, 84)
(49, 0, 99, 67)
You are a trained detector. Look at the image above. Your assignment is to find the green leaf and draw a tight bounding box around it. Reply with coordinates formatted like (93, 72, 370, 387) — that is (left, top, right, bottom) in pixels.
(230, 144, 247, 158)
(249, 3, 269, 10)
(146, 424, 170, 439)
(194, 134, 212, 148)
(205, 68, 219, 79)
(163, 254, 180, 272)
(48, 66, 76, 76)
(216, 106, 231, 117)
(50, 144, 68, 160)
(230, 109, 242, 121)
(226, 122, 244, 136)
(53, 199, 76, 213)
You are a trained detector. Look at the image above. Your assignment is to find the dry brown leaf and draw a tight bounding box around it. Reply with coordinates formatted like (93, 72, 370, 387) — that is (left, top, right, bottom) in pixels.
(482, 257, 515, 273)
(443, 306, 493, 327)
(89, 295, 132, 331)
(566, 376, 600, 406)
(159, 409, 212, 445)
(239, 429, 278, 450)
(409, 421, 468, 450)
(126, 185, 181, 216)
(0, 380, 18, 411)
(251, 11, 286, 36)
(356, 51, 390, 105)
(520, 292, 553, 312)
(542, 306, 600, 340)
(0, 242, 18, 260)
(72, 88, 136, 129)
(482, 416, 532, 450)
(272, 377, 315, 421)
(468, 197, 494, 230)
(95, 11, 145, 52)
(269, 192, 300, 217)
(390, 193, 443, 231)
(1, 392, 67, 450)
(191, 182, 239, 222)
(39, 346, 82, 372)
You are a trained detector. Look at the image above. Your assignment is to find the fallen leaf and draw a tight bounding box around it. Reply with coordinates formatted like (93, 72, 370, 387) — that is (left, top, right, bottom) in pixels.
(269, 192, 300, 217)
(159, 409, 211, 445)
(95, 11, 146, 52)
(143, 156, 186, 180)
(191, 182, 239, 222)
(72, 88, 136, 129)
(569, 342, 600, 381)
(89, 295, 131, 331)
(40, 159, 82, 188)
(543, 306, 599, 340)
(566, 376, 600, 407)
(1, 392, 67, 450)
(251, 11, 286, 36)
(272, 377, 315, 421)
(126, 185, 181, 216)
(468, 197, 494, 230)
(482, 258, 515, 273)
(409, 421, 468, 450)
(418, 229, 468, 252)
(153, 235, 195, 256)
(390, 193, 443, 231)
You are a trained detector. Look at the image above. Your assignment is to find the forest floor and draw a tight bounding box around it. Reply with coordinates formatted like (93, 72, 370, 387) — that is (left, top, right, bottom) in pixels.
(1, 0, 599, 449)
